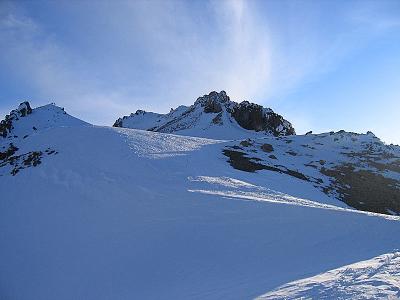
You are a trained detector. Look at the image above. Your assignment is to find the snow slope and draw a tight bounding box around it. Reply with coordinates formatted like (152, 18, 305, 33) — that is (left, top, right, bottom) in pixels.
(0, 104, 399, 299)
(258, 252, 400, 299)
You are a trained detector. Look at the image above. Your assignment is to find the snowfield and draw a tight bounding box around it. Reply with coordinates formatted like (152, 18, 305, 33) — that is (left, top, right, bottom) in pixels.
(0, 104, 399, 299)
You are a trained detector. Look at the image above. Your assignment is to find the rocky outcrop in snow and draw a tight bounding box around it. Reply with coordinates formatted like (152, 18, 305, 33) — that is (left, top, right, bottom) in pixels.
(113, 91, 295, 139)
(0, 101, 32, 138)
(231, 101, 295, 136)
(0, 145, 58, 176)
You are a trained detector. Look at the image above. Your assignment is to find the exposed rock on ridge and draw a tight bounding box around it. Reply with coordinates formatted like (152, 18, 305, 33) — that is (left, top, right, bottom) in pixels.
(231, 101, 295, 136)
(0, 101, 32, 138)
(113, 91, 295, 139)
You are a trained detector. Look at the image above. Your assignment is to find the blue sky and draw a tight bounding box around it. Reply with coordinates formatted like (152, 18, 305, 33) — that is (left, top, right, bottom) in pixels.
(0, 0, 399, 144)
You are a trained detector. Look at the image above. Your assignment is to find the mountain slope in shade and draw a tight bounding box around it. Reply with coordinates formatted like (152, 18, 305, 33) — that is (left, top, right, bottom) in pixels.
(113, 91, 295, 139)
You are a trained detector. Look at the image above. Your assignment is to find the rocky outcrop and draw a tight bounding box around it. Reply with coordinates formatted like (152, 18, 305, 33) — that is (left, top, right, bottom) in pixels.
(113, 110, 154, 128)
(113, 118, 123, 127)
(195, 91, 227, 113)
(0, 101, 32, 138)
(18, 102, 32, 117)
(0, 143, 18, 160)
(0, 146, 58, 176)
(231, 101, 295, 136)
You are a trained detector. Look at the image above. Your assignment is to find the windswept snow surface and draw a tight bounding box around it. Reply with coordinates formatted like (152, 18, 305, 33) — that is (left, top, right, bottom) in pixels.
(257, 252, 400, 300)
(1, 124, 400, 299)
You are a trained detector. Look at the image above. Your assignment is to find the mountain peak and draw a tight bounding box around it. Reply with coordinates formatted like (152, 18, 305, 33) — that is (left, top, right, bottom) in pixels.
(114, 91, 295, 139)
(194, 90, 230, 113)
(0, 102, 88, 140)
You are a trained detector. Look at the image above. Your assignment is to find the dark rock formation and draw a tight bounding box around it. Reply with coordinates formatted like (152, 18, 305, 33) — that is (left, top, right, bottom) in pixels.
(231, 101, 295, 136)
(195, 91, 229, 114)
(240, 139, 253, 147)
(0, 101, 32, 138)
(223, 148, 309, 181)
(321, 164, 400, 215)
(0, 143, 18, 160)
(212, 113, 223, 125)
(113, 118, 123, 127)
(261, 143, 274, 152)
(18, 102, 32, 116)
(0, 146, 57, 176)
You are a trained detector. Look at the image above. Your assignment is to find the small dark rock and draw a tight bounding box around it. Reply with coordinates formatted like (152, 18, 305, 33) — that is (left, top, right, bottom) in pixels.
(261, 143, 274, 152)
(240, 139, 253, 147)
(0, 143, 18, 161)
(212, 112, 223, 125)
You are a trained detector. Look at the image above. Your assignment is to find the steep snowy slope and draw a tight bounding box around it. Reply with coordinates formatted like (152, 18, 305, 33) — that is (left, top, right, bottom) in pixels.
(0, 103, 399, 299)
(113, 91, 295, 139)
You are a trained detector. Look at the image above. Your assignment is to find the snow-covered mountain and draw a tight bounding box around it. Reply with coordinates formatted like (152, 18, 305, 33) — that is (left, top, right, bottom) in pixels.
(223, 132, 400, 215)
(113, 91, 295, 139)
(1, 100, 400, 299)
(0, 102, 88, 176)
(0, 101, 87, 139)
(114, 90, 400, 215)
